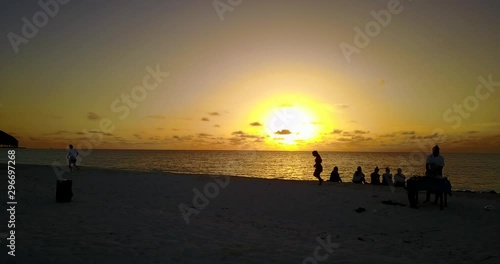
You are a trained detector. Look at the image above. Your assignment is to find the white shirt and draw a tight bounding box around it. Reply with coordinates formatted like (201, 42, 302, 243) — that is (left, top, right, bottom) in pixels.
(426, 154, 444, 167)
(394, 173, 405, 183)
(352, 171, 364, 182)
(68, 149, 78, 159)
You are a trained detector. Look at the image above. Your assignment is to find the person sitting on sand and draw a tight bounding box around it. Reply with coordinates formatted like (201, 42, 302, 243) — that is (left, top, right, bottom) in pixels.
(394, 168, 406, 187)
(67, 144, 80, 172)
(329, 166, 342, 182)
(370, 167, 380, 185)
(352, 166, 366, 184)
(381, 167, 392, 186)
(312, 150, 324, 185)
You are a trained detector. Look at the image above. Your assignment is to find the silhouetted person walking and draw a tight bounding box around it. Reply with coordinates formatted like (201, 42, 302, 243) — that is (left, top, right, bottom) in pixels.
(312, 150, 324, 185)
(67, 144, 80, 172)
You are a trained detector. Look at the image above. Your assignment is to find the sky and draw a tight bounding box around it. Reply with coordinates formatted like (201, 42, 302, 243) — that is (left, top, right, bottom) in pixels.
(0, 0, 499, 152)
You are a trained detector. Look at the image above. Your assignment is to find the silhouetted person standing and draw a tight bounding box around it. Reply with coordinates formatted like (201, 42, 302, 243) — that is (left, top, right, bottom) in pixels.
(370, 167, 380, 185)
(312, 151, 324, 185)
(424, 145, 445, 203)
(67, 144, 80, 172)
(329, 166, 342, 182)
(426, 145, 444, 177)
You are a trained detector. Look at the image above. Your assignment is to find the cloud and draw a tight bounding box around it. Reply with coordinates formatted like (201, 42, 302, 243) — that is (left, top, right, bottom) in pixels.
(353, 135, 372, 141)
(172, 135, 193, 142)
(338, 135, 372, 142)
(379, 80, 385, 87)
(147, 115, 166, 119)
(88, 130, 112, 136)
(133, 134, 142, 139)
(353, 130, 369, 134)
(250, 122, 262, 126)
(467, 131, 478, 134)
(275, 129, 292, 135)
(229, 131, 264, 142)
(43, 130, 70, 135)
(231, 131, 245, 135)
(229, 137, 245, 145)
(214, 124, 220, 128)
(408, 132, 441, 140)
(401, 131, 415, 135)
(475, 122, 500, 127)
(209, 112, 220, 116)
(87, 112, 101, 121)
(240, 134, 261, 139)
(335, 104, 349, 109)
(380, 133, 396, 138)
(157, 127, 164, 131)
(201, 117, 210, 122)
(331, 129, 343, 134)
(198, 133, 211, 138)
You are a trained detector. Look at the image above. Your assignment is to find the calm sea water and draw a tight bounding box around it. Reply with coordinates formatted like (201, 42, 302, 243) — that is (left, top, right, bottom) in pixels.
(2, 149, 499, 192)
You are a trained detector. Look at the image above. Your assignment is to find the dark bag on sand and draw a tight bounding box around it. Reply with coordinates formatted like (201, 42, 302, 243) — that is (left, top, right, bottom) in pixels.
(56, 179, 73, 203)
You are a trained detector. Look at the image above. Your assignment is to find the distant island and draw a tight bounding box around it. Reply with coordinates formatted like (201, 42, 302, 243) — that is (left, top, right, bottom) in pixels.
(0, 130, 19, 148)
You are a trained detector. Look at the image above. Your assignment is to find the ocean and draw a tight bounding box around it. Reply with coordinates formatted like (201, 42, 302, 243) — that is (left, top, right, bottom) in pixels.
(2, 149, 499, 192)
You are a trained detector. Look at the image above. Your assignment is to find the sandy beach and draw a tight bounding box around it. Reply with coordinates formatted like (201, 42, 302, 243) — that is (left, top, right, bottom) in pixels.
(1, 164, 499, 263)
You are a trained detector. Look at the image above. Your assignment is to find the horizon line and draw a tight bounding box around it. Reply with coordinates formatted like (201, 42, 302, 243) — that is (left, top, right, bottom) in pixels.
(11, 147, 500, 154)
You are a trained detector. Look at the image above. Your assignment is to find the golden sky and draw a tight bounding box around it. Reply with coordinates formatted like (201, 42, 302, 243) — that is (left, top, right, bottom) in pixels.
(1, 0, 499, 152)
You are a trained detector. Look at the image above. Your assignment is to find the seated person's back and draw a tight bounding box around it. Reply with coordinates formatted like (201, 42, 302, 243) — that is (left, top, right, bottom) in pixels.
(382, 167, 392, 185)
(352, 166, 365, 184)
(394, 168, 405, 187)
(329, 166, 342, 182)
(370, 167, 380, 185)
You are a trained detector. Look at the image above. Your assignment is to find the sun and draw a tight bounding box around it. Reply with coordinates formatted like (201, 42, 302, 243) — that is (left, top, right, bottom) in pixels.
(263, 106, 318, 145)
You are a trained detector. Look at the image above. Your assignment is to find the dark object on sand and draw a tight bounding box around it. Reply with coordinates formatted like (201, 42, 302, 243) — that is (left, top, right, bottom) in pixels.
(56, 179, 73, 202)
(381, 200, 406, 207)
(407, 176, 451, 210)
(354, 207, 366, 213)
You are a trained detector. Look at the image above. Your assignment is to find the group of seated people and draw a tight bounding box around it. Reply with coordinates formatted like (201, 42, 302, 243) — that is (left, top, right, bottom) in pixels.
(328, 145, 445, 189)
(328, 166, 406, 187)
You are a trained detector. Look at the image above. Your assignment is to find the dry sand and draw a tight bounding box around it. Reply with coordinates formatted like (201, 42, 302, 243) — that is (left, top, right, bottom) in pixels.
(1, 164, 499, 263)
